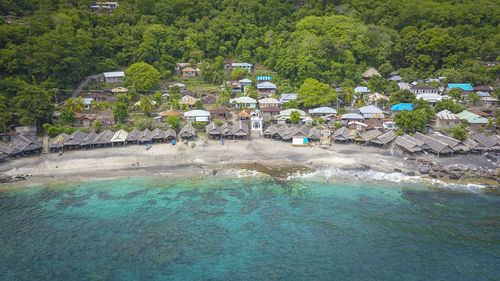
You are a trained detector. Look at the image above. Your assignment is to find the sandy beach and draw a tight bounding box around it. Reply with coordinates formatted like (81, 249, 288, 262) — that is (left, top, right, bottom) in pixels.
(0, 139, 498, 188)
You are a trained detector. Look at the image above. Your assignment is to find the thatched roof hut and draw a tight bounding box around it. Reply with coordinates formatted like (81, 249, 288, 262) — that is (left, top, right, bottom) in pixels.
(280, 125, 294, 141)
(179, 122, 196, 140)
(95, 130, 114, 145)
(165, 127, 177, 140)
(139, 129, 153, 143)
(430, 134, 460, 151)
(263, 125, 277, 138)
(348, 129, 358, 141)
(372, 130, 397, 146)
(65, 130, 88, 146)
(461, 138, 479, 151)
(413, 132, 454, 155)
(360, 129, 382, 142)
(126, 128, 142, 143)
(393, 134, 424, 153)
(11, 135, 42, 154)
(151, 128, 166, 141)
(489, 135, 500, 146)
(111, 129, 129, 144)
(206, 122, 221, 137)
(49, 133, 70, 150)
(232, 121, 249, 138)
(220, 123, 233, 137)
(472, 133, 497, 150)
(81, 131, 97, 146)
(0, 142, 13, 157)
(307, 127, 321, 141)
(270, 125, 283, 139)
(293, 125, 310, 138)
(332, 127, 349, 142)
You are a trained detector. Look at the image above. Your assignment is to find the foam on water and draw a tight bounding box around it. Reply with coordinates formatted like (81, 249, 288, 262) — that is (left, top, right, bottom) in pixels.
(286, 166, 490, 192)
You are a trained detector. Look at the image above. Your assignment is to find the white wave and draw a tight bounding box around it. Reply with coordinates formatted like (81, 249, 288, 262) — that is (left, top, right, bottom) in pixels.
(288, 166, 488, 191)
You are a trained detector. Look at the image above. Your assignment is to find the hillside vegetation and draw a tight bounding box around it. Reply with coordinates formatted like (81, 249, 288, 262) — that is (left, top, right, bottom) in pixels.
(0, 0, 499, 128)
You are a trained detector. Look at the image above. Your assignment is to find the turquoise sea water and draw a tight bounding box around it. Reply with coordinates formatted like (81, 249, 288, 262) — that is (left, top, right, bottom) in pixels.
(0, 177, 499, 281)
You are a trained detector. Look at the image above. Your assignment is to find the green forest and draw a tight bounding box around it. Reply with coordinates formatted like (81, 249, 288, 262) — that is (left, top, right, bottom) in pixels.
(0, 0, 499, 129)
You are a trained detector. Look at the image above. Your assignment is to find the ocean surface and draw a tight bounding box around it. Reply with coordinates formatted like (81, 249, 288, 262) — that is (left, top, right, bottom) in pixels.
(0, 176, 499, 281)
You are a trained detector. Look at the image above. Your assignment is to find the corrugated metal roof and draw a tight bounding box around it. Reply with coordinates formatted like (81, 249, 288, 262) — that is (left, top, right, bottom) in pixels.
(231, 97, 257, 104)
(232, 63, 252, 67)
(308, 107, 337, 114)
(416, 93, 445, 103)
(257, 82, 277, 89)
(280, 108, 305, 116)
(280, 93, 297, 101)
(456, 110, 488, 124)
(103, 71, 125, 78)
(184, 110, 210, 117)
(256, 76, 272, 81)
(258, 98, 281, 104)
(448, 84, 473, 91)
(341, 113, 364, 120)
(391, 103, 414, 111)
(360, 105, 383, 115)
(354, 86, 370, 93)
(239, 78, 252, 83)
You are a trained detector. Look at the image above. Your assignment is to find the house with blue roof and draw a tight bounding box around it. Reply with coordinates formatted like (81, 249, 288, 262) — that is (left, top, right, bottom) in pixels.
(390, 103, 414, 112)
(447, 83, 473, 96)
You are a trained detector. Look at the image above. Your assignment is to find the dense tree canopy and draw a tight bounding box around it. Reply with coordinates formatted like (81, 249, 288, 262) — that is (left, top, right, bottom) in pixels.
(0, 0, 498, 129)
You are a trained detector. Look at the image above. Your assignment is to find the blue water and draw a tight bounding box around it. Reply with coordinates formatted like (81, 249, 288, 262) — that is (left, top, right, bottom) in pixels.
(0, 177, 499, 280)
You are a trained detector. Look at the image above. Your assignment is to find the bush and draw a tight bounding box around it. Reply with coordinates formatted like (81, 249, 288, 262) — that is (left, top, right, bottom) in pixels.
(60, 107, 76, 124)
(396, 129, 404, 136)
(43, 123, 79, 138)
(460, 119, 469, 128)
(337, 108, 348, 115)
(334, 122, 342, 129)
(290, 111, 300, 124)
(193, 121, 207, 130)
(194, 100, 203, 109)
(451, 126, 466, 141)
(93, 120, 102, 133)
(166, 115, 180, 130)
(214, 120, 223, 126)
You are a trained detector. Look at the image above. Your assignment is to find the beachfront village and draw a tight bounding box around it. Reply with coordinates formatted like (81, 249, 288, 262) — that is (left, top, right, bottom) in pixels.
(1, 59, 500, 168)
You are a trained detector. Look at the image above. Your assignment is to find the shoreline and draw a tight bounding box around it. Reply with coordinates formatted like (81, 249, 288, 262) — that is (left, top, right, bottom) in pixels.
(0, 139, 498, 189)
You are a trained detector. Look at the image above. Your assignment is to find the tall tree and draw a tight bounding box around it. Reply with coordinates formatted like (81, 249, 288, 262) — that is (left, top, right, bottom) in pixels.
(13, 86, 54, 128)
(125, 62, 160, 91)
(112, 102, 129, 123)
(0, 95, 11, 132)
(297, 78, 331, 107)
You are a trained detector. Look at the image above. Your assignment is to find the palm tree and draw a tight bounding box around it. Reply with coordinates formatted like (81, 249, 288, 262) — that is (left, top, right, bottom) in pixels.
(139, 95, 153, 116)
(91, 100, 100, 113)
(65, 97, 85, 112)
(343, 87, 355, 106)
